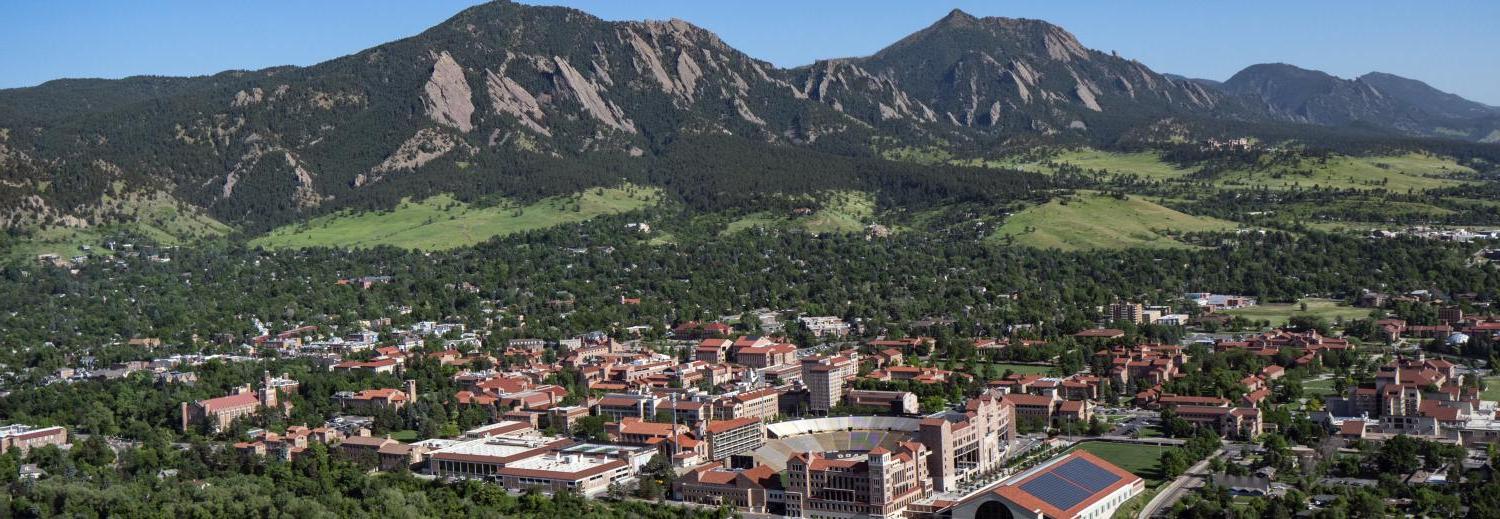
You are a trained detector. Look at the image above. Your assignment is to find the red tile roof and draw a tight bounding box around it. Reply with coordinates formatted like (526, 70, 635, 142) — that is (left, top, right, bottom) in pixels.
(198, 392, 259, 412)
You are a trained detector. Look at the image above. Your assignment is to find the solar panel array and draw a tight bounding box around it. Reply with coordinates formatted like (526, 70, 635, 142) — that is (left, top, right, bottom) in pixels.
(1055, 458, 1123, 492)
(1015, 457, 1124, 511)
(1019, 473, 1093, 510)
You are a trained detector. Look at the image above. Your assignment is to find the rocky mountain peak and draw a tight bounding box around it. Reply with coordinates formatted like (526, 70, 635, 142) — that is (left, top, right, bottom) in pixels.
(935, 8, 980, 28)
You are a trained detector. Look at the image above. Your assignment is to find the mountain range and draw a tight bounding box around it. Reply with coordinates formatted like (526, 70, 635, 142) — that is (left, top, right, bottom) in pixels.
(1216, 63, 1500, 141)
(0, 1, 1496, 234)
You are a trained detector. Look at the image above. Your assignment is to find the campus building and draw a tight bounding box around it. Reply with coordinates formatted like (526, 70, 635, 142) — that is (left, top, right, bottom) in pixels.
(802, 355, 856, 414)
(919, 394, 1016, 492)
(713, 387, 780, 421)
(675, 464, 781, 514)
(180, 372, 298, 432)
(702, 417, 765, 461)
(783, 441, 931, 519)
(0, 424, 67, 455)
(947, 450, 1144, 519)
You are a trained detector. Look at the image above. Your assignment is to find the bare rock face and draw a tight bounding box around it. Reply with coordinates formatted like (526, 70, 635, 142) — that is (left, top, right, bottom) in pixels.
(485, 69, 549, 136)
(733, 98, 766, 125)
(1116, 75, 1136, 98)
(422, 51, 476, 132)
(1070, 71, 1103, 112)
(232, 88, 265, 107)
(284, 151, 322, 209)
(1073, 82, 1102, 111)
(1003, 70, 1033, 103)
(625, 29, 676, 95)
(221, 143, 270, 199)
(675, 51, 703, 100)
(220, 143, 322, 206)
(551, 56, 636, 133)
(1042, 26, 1090, 62)
(367, 128, 460, 181)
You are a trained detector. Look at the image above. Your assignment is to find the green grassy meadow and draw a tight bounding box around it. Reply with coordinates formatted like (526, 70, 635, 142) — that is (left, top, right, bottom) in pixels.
(251, 186, 659, 251)
(991, 193, 1236, 250)
(978, 149, 1472, 193)
(723, 191, 875, 235)
(974, 149, 1195, 181)
(5, 190, 231, 260)
(1213, 153, 1473, 192)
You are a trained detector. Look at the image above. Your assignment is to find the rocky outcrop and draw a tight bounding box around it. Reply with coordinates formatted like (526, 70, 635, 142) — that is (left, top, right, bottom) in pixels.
(484, 69, 549, 136)
(367, 128, 460, 178)
(221, 144, 268, 199)
(624, 29, 677, 95)
(675, 51, 703, 100)
(1073, 80, 1102, 111)
(733, 98, 766, 125)
(422, 51, 476, 132)
(550, 56, 635, 133)
(309, 89, 365, 110)
(987, 100, 1004, 126)
(284, 151, 322, 208)
(1043, 26, 1090, 62)
(232, 88, 265, 107)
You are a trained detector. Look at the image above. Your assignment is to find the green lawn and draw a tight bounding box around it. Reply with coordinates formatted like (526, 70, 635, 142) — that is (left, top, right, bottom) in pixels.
(1066, 441, 1180, 487)
(1136, 426, 1164, 438)
(251, 186, 659, 250)
(723, 191, 875, 235)
(1483, 377, 1500, 401)
(991, 193, 1236, 250)
(1221, 298, 1371, 327)
(389, 430, 419, 442)
(1302, 377, 1339, 398)
(992, 363, 1054, 375)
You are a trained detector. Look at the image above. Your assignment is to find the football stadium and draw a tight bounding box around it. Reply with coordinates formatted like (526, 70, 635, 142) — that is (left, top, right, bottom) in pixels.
(749, 416, 923, 471)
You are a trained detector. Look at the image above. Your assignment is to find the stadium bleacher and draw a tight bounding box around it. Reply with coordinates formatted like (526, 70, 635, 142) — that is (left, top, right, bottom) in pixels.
(751, 417, 923, 471)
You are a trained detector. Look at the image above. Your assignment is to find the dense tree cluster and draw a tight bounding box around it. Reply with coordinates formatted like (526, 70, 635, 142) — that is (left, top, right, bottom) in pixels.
(0, 440, 732, 518)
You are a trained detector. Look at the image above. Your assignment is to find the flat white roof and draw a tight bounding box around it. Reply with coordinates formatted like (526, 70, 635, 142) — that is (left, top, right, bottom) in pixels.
(0, 424, 63, 438)
(431, 434, 563, 460)
(506, 453, 617, 474)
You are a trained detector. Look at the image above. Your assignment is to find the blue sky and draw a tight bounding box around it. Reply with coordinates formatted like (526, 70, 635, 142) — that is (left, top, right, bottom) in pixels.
(2, 1, 1497, 104)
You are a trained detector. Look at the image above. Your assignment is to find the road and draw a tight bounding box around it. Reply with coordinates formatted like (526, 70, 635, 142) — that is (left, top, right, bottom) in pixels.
(1138, 448, 1223, 519)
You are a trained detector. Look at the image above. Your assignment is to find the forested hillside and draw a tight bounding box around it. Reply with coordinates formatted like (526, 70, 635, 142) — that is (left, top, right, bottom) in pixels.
(3, 0, 1499, 248)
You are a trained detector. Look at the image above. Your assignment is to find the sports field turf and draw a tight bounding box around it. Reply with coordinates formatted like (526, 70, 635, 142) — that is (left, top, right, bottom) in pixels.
(1066, 441, 1181, 487)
